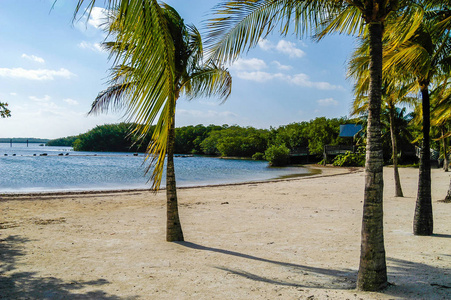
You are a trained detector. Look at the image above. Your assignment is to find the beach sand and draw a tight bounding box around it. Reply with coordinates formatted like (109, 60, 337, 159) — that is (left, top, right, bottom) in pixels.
(0, 166, 450, 299)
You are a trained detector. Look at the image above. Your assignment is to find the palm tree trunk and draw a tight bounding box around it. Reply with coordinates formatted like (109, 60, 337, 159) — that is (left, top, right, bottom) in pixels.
(445, 177, 451, 203)
(442, 127, 449, 172)
(389, 104, 403, 197)
(356, 22, 387, 292)
(166, 113, 184, 242)
(413, 86, 433, 235)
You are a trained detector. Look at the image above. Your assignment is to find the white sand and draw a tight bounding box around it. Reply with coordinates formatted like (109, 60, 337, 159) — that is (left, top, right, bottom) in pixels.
(0, 166, 450, 299)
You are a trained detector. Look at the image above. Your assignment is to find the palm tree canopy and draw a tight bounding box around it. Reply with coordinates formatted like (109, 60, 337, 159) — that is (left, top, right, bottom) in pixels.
(205, 0, 407, 64)
(79, 1, 232, 189)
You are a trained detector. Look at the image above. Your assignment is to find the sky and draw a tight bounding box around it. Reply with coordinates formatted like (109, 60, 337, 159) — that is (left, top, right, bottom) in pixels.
(0, 0, 358, 139)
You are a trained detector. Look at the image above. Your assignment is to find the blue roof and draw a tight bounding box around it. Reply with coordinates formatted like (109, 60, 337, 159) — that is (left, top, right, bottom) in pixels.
(339, 124, 363, 137)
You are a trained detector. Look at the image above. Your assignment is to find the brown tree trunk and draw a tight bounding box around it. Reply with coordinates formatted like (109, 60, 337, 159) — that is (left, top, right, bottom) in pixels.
(166, 112, 184, 242)
(442, 127, 449, 172)
(389, 104, 403, 197)
(413, 85, 433, 235)
(356, 22, 387, 292)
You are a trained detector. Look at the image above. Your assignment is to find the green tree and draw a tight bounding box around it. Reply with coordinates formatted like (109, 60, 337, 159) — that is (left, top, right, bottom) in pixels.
(383, 3, 451, 235)
(0, 102, 11, 118)
(206, 0, 423, 290)
(431, 76, 451, 172)
(265, 144, 290, 166)
(79, 1, 232, 242)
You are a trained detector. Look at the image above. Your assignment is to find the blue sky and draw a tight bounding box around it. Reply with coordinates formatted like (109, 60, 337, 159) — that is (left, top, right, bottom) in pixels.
(0, 0, 357, 139)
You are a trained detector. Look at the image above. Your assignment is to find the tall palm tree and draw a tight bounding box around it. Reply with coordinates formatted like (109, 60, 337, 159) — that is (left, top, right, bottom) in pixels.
(205, 0, 413, 291)
(349, 43, 415, 197)
(383, 3, 451, 236)
(77, 1, 232, 242)
(431, 76, 451, 201)
(431, 76, 451, 172)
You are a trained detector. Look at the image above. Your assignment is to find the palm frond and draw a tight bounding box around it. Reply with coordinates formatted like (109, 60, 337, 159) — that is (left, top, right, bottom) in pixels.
(182, 65, 232, 103)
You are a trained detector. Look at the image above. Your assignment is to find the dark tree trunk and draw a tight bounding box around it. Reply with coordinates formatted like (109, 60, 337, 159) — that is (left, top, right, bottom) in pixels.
(445, 178, 451, 203)
(389, 104, 403, 197)
(166, 114, 184, 242)
(413, 86, 433, 235)
(357, 22, 388, 292)
(442, 127, 449, 172)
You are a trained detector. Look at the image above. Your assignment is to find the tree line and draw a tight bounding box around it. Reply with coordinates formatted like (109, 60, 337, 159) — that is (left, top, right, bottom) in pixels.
(45, 117, 356, 161)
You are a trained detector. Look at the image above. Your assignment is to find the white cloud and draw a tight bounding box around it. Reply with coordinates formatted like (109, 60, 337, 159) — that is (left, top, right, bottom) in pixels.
(231, 58, 267, 71)
(236, 71, 284, 83)
(290, 74, 341, 90)
(29, 95, 51, 102)
(0, 68, 75, 80)
(87, 7, 109, 28)
(21, 54, 45, 64)
(258, 39, 306, 58)
(10, 92, 17, 96)
(236, 71, 342, 90)
(78, 41, 104, 52)
(276, 40, 306, 58)
(317, 98, 339, 106)
(64, 98, 79, 106)
(272, 61, 292, 71)
(258, 39, 273, 51)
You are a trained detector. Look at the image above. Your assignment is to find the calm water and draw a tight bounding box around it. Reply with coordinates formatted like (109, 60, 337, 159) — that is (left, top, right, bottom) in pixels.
(0, 143, 309, 193)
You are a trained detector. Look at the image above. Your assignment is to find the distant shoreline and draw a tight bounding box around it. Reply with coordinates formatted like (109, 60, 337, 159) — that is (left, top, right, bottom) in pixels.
(0, 166, 358, 199)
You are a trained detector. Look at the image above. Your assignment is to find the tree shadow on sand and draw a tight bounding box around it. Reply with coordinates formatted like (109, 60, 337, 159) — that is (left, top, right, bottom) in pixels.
(384, 257, 451, 299)
(176, 241, 357, 290)
(0, 235, 136, 300)
(178, 241, 450, 298)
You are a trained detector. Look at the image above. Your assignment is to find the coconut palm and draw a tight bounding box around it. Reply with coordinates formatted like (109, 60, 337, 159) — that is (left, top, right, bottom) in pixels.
(431, 76, 451, 172)
(349, 42, 416, 197)
(383, 3, 451, 236)
(78, 1, 232, 242)
(431, 76, 451, 201)
(205, 0, 416, 291)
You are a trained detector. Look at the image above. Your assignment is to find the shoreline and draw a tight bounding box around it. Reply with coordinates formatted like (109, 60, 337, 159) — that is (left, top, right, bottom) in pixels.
(0, 165, 356, 199)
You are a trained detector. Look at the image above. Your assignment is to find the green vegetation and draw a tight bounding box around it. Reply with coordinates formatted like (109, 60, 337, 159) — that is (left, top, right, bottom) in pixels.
(50, 117, 368, 164)
(46, 136, 79, 147)
(333, 148, 366, 167)
(265, 144, 290, 167)
(200, 125, 269, 157)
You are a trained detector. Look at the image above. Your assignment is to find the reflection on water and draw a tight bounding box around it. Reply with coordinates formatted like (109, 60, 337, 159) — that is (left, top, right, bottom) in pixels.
(0, 143, 309, 193)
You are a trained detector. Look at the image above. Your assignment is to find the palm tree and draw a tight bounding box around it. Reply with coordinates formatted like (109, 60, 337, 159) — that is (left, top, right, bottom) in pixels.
(0, 102, 11, 118)
(77, 1, 232, 242)
(383, 3, 451, 236)
(205, 0, 414, 291)
(349, 43, 416, 197)
(431, 76, 451, 172)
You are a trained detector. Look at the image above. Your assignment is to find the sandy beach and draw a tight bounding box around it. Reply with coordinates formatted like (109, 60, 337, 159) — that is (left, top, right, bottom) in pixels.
(0, 166, 450, 299)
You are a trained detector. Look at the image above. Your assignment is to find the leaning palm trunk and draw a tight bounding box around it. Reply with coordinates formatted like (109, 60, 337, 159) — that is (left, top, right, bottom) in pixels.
(413, 86, 433, 235)
(389, 105, 404, 197)
(357, 22, 387, 291)
(166, 109, 184, 242)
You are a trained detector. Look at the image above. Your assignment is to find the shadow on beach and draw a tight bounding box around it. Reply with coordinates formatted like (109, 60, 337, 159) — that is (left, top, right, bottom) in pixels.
(177, 241, 451, 298)
(177, 241, 357, 290)
(0, 235, 135, 300)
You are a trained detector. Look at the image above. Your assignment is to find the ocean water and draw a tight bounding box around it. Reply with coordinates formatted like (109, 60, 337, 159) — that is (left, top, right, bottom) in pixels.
(0, 143, 309, 193)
